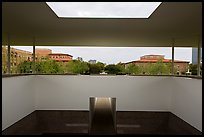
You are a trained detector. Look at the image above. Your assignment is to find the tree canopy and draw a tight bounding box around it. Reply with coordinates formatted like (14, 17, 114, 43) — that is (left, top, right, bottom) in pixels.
(15, 58, 195, 76)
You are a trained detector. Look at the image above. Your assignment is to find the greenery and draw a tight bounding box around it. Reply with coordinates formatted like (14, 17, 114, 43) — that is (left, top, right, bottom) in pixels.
(3, 46, 201, 76)
(123, 59, 172, 75)
(65, 60, 89, 74)
(12, 57, 202, 76)
(88, 62, 105, 74)
(17, 61, 33, 73)
(189, 63, 202, 75)
(36, 59, 63, 74)
(146, 60, 171, 75)
(104, 64, 122, 74)
(125, 64, 141, 75)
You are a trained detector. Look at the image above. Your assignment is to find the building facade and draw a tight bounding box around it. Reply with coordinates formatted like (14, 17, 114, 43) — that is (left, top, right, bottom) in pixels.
(2, 46, 33, 73)
(35, 48, 52, 59)
(49, 53, 72, 62)
(35, 48, 73, 62)
(2, 47, 73, 74)
(125, 55, 190, 74)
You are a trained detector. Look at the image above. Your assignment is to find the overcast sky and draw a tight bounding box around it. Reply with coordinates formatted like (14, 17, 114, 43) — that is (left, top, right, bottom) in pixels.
(46, 2, 161, 18)
(12, 46, 192, 64)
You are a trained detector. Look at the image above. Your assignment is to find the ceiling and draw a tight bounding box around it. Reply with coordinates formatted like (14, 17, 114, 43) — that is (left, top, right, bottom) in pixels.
(2, 2, 202, 47)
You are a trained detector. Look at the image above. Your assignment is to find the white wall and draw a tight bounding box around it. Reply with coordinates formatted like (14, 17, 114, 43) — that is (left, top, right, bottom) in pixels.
(35, 75, 172, 111)
(2, 76, 35, 130)
(170, 77, 202, 132)
(2, 75, 202, 132)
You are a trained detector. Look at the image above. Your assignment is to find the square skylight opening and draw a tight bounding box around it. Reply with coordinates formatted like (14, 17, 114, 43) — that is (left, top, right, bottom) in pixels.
(46, 2, 162, 18)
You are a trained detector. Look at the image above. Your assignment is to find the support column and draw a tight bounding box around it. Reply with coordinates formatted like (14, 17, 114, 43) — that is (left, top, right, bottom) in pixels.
(197, 38, 201, 76)
(171, 38, 175, 75)
(7, 35, 10, 74)
(33, 37, 36, 74)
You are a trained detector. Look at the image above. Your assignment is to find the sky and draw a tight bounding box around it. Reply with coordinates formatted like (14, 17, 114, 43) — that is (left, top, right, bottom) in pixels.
(46, 2, 161, 18)
(12, 46, 192, 64)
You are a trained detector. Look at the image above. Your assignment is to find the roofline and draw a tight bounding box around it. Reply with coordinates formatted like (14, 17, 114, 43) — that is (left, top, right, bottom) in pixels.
(125, 60, 190, 64)
(49, 53, 73, 57)
(141, 54, 165, 56)
(10, 47, 33, 54)
(35, 48, 52, 51)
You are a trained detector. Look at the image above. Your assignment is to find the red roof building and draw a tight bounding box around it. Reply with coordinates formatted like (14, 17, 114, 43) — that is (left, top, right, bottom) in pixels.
(125, 55, 190, 74)
(35, 48, 73, 62)
(49, 53, 73, 62)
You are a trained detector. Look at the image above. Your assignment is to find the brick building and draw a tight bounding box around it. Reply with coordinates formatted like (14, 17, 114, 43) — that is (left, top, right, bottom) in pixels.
(125, 55, 190, 74)
(35, 48, 73, 62)
(2, 47, 73, 73)
(2, 46, 33, 73)
(49, 53, 72, 62)
(35, 48, 52, 59)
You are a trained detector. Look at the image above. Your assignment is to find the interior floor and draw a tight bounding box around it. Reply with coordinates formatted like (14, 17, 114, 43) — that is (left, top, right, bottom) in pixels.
(2, 110, 201, 135)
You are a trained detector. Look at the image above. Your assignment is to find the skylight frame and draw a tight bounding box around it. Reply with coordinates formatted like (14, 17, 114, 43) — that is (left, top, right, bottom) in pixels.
(46, 2, 162, 19)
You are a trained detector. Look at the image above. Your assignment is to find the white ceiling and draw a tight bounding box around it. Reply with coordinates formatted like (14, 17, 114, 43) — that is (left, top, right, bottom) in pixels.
(2, 2, 202, 47)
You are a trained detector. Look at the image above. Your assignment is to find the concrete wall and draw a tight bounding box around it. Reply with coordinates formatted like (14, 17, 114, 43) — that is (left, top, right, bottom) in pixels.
(2, 76, 35, 130)
(2, 75, 202, 132)
(170, 77, 202, 131)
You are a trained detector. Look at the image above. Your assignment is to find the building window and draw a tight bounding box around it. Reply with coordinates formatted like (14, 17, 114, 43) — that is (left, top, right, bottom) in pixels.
(9, 46, 33, 74)
(2, 45, 8, 74)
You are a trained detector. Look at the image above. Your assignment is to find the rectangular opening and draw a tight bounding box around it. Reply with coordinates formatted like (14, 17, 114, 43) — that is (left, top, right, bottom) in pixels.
(46, 2, 162, 18)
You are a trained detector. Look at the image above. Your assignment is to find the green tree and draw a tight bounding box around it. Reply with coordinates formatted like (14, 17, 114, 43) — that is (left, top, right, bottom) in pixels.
(143, 59, 171, 75)
(189, 63, 202, 76)
(116, 63, 126, 74)
(189, 64, 198, 75)
(17, 61, 33, 73)
(36, 59, 62, 74)
(105, 64, 121, 74)
(125, 64, 141, 75)
(88, 62, 105, 74)
(66, 60, 89, 74)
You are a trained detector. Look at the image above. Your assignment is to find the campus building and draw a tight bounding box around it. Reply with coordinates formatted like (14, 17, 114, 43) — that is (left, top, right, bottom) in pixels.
(125, 55, 190, 74)
(2, 46, 33, 73)
(2, 47, 73, 73)
(35, 48, 73, 62)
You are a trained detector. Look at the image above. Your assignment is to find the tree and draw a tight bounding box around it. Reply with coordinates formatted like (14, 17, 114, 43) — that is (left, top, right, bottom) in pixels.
(66, 60, 89, 74)
(116, 63, 126, 74)
(17, 61, 33, 73)
(189, 64, 198, 75)
(35, 59, 62, 74)
(144, 59, 171, 75)
(17, 58, 64, 74)
(125, 64, 141, 75)
(88, 62, 105, 74)
(105, 64, 121, 74)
